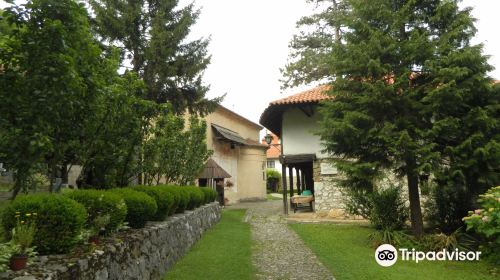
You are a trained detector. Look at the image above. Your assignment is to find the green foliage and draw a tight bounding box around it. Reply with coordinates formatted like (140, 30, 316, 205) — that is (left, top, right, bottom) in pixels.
(463, 186, 500, 262)
(109, 189, 157, 228)
(1, 194, 87, 254)
(78, 71, 157, 188)
(158, 185, 181, 215)
(265, 168, 280, 192)
(184, 186, 205, 210)
(200, 187, 217, 204)
(284, 0, 499, 237)
(143, 114, 212, 186)
(368, 230, 412, 248)
(0, 242, 19, 272)
(130, 186, 175, 220)
(64, 189, 127, 233)
(88, 0, 221, 114)
(0, 0, 111, 197)
(369, 186, 408, 231)
(169, 186, 190, 213)
(425, 183, 470, 234)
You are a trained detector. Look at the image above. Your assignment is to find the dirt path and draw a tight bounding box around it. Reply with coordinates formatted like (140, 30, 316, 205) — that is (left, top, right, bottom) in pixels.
(228, 201, 334, 280)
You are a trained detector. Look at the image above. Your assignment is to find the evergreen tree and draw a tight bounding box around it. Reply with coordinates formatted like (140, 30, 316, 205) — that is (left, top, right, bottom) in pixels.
(284, 0, 499, 236)
(88, 0, 221, 114)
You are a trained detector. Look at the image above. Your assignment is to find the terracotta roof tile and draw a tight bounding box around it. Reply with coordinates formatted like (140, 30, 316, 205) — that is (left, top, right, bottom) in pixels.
(270, 85, 332, 105)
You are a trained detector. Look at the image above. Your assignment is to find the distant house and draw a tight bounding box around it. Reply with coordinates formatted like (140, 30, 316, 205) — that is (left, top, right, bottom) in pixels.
(260, 86, 344, 214)
(199, 105, 267, 204)
(261, 132, 282, 171)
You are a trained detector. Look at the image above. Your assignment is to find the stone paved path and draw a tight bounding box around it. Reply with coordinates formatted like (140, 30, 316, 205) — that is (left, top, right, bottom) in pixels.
(229, 201, 335, 280)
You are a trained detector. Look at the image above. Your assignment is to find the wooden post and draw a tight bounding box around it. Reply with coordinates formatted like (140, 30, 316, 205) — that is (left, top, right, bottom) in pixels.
(289, 166, 294, 199)
(296, 168, 301, 195)
(302, 171, 307, 190)
(281, 163, 288, 215)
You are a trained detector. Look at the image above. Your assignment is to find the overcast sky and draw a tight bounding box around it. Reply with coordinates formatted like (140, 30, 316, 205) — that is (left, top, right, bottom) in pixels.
(189, 0, 500, 124)
(1, 0, 499, 125)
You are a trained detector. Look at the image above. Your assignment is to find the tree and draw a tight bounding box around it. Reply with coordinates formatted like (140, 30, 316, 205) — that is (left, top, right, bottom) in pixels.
(0, 0, 108, 197)
(87, 0, 221, 115)
(143, 112, 212, 185)
(284, 0, 499, 236)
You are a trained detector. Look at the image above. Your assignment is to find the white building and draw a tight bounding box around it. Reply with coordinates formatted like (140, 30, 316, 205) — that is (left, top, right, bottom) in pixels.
(260, 86, 344, 214)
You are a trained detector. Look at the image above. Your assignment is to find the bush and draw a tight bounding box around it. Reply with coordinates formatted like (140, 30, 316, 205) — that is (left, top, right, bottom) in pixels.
(184, 186, 204, 210)
(1, 194, 87, 254)
(65, 189, 127, 233)
(370, 185, 408, 231)
(130, 186, 175, 220)
(171, 186, 190, 213)
(425, 183, 470, 234)
(161, 186, 181, 215)
(200, 187, 217, 204)
(109, 189, 157, 228)
(463, 186, 500, 262)
(266, 168, 280, 192)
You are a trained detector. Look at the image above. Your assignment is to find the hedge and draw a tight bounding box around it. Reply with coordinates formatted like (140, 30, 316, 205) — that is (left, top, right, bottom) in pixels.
(184, 186, 205, 210)
(65, 189, 127, 233)
(1, 193, 87, 254)
(109, 189, 157, 228)
(130, 186, 175, 220)
(200, 187, 217, 204)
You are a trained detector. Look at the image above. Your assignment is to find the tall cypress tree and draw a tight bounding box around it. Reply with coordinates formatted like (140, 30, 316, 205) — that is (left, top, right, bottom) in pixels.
(284, 0, 499, 236)
(88, 0, 221, 115)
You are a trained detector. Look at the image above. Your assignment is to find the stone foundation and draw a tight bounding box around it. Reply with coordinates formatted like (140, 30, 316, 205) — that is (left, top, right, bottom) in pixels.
(1, 203, 221, 280)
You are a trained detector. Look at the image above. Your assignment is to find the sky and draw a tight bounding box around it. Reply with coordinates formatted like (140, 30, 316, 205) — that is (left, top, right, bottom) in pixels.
(189, 0, 500, 124)
(1, 0, 499, 125)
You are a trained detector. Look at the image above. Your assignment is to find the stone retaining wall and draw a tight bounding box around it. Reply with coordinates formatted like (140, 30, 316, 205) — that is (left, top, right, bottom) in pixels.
(1, 202, 221, 280)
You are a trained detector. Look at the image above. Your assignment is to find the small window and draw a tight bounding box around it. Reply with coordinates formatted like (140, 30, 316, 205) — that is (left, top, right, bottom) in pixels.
(267, 160, 275, 168)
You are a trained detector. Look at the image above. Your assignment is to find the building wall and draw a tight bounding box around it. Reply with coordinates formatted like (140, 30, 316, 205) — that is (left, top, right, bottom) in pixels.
(237, 146, 266, 201)
(203, 107, 266, 204)
(281, 107, 327, 159)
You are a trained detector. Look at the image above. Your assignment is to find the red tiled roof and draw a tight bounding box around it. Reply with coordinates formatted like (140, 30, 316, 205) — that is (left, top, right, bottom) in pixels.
(261, 133, 281, 158)
(269, 85, 332, 105)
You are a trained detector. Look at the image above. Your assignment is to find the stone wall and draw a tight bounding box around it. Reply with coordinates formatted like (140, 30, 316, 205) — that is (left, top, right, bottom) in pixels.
(1, 203, 221, 280)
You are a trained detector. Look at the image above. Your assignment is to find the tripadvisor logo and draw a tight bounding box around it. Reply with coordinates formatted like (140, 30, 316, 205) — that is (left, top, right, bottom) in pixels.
(375, 244, 482, 267)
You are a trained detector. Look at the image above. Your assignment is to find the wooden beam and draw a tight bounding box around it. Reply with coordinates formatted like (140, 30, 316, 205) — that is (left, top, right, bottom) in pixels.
(289, 166, 294, 199)
(281, 163, 288, 215)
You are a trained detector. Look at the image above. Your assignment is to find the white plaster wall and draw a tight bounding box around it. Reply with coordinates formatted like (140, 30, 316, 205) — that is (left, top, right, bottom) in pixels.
(281, 107, 327, 158)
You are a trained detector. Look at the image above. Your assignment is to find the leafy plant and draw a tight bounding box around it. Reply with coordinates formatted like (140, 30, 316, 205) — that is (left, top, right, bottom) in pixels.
(109, 189, 157, 228)
(463, 186, 500, 262)
(11, 212, 36, 256)
(130, 186, 175, 220)
(370, 186, 408, 231)
(1, 194, 87, 254)
(65, 189, 127, 233)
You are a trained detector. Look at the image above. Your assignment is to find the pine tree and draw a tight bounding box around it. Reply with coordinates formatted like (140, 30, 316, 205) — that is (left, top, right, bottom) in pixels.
(88, 0, 221, 115)
(284, 0, 499, 236)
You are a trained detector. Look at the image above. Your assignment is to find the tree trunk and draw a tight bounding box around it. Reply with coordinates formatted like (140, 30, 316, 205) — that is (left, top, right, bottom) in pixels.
(406, 161, 424, 237)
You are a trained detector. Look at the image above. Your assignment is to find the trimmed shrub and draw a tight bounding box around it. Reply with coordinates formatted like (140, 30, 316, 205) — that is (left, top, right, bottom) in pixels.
(130, 186, 175, 220)
(1, 193, 87, 254)
(65, 189, 127, 233)
(200, 187, 217, 204)
(164, 186, 189, 213)
(185, 186, 204, 210)
(370, 186, 408, 231)
(160, 186, 181, 215)
(109, 189, 157, 228)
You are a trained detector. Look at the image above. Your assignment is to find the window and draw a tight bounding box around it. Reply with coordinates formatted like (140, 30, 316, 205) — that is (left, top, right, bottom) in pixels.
(267, 160, 275, 168)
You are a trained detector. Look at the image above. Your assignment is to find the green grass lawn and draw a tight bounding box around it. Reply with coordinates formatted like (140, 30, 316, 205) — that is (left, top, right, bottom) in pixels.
(266, 193, 282, 201)
(164, 209, 255, 280)
(289, 223, 497, 280)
